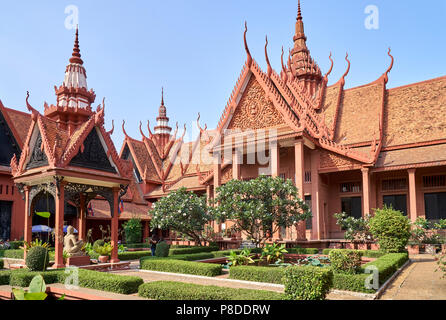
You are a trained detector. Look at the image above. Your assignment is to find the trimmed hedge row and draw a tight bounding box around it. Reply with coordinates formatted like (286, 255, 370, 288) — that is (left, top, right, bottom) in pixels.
(0, 259, 3, 270)
(229, 266, 285, 284)
(287, 248, 319, 255)
(0, 269, 144, 294)
(8, 241, 24, 250)
(125, 243, 150, 249)
(118, 251, 152, 261)
(169, 246, 219, 256)
(0, 249, 24, 259)
(322, 248, 386, 258)
(332, 252, 409, 293)
(284, 266, 333, 300)
(138, 281, 284, 300)
(140, 258, 222, 277)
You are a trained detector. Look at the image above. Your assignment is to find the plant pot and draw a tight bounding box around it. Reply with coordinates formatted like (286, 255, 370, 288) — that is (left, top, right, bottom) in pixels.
(98, 255, 109, 263)
(357, 243, 369, 250)
(370, 243, 380, 251)
(407, 245, 420, 255)
(442, 244, 446, 254)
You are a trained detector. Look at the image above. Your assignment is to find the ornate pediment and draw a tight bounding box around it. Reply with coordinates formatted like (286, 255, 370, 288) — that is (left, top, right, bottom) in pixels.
(227, 77, 285, 131)
(26, 131, 48, 170)
(69, 128, 116, 173)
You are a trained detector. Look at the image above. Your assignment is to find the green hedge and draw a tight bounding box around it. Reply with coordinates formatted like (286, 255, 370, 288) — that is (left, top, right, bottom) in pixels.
(169, 246, 219, 256)
(9, 241, 24, 250)
(0, 270, 10, 285)
(140, 258, 222, 277)
(2, 269, 143, 294)
(138, 281, 284, 300)
(118, 251, 152, 261)
(229, 266, 285, 284)
(65, 269, 144, 294)
(0, 259, 3, 270)
(361, 253, 409, 285)
(125, 243, 150, 249)
(0, 249, 24, 259)
(284, 266, 333, 300)
(287, 248, 319, 254)
(332, 252, 409, 293)
(332, 273, 374, 293)
(329, 249, 363, 275)
(322, 248, 385, 258)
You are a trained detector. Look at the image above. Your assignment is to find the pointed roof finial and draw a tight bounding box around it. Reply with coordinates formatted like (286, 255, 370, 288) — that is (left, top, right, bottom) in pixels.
(161, 87, 164, 106)
(297, 0, 302, 21)
(69, 25, 83, 65)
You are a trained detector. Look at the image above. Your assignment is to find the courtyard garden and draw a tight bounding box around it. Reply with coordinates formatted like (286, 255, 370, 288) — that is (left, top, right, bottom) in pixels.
(0, 176, 445, 300)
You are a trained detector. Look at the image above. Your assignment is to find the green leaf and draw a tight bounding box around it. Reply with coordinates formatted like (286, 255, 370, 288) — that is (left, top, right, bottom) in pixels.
(35, 211, 51, 218)
(28, 275, 46, 293)
(12, 288, 25, 300)
(24, 292, 48, 300)
(58, 294, 66, 301)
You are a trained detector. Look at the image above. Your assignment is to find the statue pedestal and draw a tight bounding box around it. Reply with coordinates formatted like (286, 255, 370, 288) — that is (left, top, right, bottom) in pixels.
(66, 255, 91, 267)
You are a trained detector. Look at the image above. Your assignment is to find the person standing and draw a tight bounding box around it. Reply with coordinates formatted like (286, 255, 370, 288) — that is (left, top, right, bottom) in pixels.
(150, 232, 159, 256)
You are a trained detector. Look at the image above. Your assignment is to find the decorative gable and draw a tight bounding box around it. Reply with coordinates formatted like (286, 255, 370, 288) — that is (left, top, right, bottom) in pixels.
(228, 77, 285, 131)
(0, 110, 21, 166)
(69, 128, 116, 173)
(26, 130, 48, 170)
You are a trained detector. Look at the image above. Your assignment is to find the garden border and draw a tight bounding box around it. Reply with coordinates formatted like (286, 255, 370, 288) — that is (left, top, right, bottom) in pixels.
(329, 258, 412, 300)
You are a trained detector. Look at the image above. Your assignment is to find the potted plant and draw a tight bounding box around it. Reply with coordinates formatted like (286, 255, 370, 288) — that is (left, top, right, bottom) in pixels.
(94, 242, 113, 263)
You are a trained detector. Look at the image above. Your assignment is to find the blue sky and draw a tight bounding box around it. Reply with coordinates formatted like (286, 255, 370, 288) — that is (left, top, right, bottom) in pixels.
(0, 0, 445, 150)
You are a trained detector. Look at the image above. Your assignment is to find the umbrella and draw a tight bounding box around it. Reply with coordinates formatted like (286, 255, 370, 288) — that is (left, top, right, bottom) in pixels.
(63, 226, 78, 234)
(32, 225, 53, 233)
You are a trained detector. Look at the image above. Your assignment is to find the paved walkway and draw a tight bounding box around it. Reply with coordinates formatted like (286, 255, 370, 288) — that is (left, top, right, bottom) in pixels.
(380, 254, 446, 300)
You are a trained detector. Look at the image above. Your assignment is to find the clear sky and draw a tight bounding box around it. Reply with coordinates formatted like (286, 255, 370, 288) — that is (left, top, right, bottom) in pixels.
(0, 0, 445, 150)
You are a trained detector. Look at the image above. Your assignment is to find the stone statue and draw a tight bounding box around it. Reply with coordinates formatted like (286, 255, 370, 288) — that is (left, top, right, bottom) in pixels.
(63, 226, 85, 256)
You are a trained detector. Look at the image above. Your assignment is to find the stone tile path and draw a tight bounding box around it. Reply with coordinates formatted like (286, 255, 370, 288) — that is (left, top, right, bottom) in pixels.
(380, 254, 446, 300)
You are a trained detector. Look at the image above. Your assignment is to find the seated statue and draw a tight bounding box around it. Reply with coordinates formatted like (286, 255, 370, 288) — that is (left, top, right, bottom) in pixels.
(63, 226, 85, 256)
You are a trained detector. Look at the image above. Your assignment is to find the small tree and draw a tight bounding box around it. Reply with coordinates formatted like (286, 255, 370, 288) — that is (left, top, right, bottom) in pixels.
(150, 188, 212, 246)
(122, 218, 142, 244)
(212, 175, 311, 248)
(334, 212, 373, 243)
(369, 206, 411, 253)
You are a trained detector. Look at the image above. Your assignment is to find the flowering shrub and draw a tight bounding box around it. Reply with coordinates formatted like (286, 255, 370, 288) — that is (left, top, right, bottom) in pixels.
(334, 212, 373, 242)
(150, 188, 212, 246)
(212, 176, 311, 247)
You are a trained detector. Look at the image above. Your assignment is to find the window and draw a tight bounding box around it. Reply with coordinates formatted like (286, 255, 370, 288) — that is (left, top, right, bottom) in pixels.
(341, 197, 362, 219)
(383, 195, 407, 216)
(424, 192, 446, 221)
(423, 175, 446, 188)
(340, 182, 361, 193)
(382, 178, 407, 191)
(305, 195, 312, 230)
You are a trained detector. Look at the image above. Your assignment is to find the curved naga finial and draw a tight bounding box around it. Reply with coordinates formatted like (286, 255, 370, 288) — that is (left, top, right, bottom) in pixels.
(265, 35, 272, 78)
(281, 47, 288, 83)
(147, 120, 154, 138)
(338, 52, 351, 86)
(244, 21, 252, 67)
(139, 121, 148, 139)
(102, 97, 106, 111)
(26, 91, 39, 120)
(181, 124, 187, 140)
(383, 47, 394, 84)
(107, 120, 115, 135)
(122, 120, 130, 139)
(170, 122, 179, 141)
(197, 113, 207, 133)
(324, 52, 334, 81)
(288, 49, 295, 81)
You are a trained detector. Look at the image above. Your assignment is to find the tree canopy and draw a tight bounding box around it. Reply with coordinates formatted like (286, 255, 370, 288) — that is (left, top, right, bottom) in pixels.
(212, 175, 311, 247)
